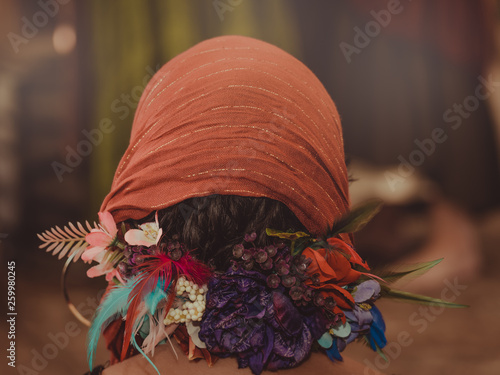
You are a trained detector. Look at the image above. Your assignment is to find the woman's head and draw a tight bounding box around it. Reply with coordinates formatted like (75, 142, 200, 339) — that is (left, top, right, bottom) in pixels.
(101, 35, 351, 242)
(85, 36, 366, 375)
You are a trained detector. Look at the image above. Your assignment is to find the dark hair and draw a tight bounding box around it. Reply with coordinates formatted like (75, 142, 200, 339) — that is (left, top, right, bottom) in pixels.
(142, 195, 307, 271)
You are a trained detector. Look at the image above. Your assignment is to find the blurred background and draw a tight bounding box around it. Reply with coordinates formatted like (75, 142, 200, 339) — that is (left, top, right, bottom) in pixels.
(1, 0, 499, 374)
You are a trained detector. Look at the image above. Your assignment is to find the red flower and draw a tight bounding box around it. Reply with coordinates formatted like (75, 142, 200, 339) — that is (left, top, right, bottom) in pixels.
(326, 238, 370, 270)
(302, 239, 371, 310)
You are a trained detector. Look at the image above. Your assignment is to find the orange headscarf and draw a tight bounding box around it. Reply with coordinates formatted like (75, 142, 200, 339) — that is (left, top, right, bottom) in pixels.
(101, 35, 350, 240)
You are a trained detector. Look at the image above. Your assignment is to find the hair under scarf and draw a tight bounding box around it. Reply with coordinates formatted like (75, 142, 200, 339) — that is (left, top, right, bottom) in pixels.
(100, 35, 350, 243)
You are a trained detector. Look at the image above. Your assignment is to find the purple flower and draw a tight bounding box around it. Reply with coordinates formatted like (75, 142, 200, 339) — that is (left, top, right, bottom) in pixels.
(352, 280, 381, 303)
(199, 267, 323, 375)
(344, 280, 382, 344)
(327, 280, 386, 360)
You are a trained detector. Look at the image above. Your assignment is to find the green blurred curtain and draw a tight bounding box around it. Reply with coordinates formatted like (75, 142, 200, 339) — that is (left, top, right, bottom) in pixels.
(88, 0, 298, 214)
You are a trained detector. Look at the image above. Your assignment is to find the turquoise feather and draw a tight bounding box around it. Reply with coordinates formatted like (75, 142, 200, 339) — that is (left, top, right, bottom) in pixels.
(87, 276, 140, 370)
(87, 276, 171, 371)
(132, 331, 160, 375)
(145, 279, 169, 315)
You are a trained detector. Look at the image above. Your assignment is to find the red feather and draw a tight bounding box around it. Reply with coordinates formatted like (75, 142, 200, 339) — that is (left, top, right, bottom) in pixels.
(121, 252, 211, 360)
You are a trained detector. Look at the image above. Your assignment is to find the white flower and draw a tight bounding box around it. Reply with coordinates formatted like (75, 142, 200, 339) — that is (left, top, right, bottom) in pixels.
(124, 212, 162, 247)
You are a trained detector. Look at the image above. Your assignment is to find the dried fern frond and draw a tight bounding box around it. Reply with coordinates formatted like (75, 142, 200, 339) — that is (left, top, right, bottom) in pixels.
(37, 221, 98, 262)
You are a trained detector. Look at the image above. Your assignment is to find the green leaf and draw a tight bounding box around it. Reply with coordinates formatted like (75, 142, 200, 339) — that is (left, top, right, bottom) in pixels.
(381, 286, 468, 308)
(266, 229, 311, 257)
(265, 228, 310, 240)
(290, 236, 314, 257)
(377, 259, 444, 284)
(328, 200, 382, 236)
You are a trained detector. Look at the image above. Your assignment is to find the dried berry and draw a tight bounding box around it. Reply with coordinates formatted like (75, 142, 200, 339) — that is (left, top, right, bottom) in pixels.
(303, 288, 312, 302)
(311, 273, 321, 286)
(244, 232, 257, 242)
(296, 261, 308, 273)
(230, 260, 239, 271)
(282, 275, 296, 288)
(261, 258, 273, 270)
(254, 250, 268, 263)
(289, 286, 304, 301)
(325, 297, 336, 309)
(265, 245, 278, 257)
(243, 259, 254, 270)
(276, 260, 290, 276)
(169, 247, 182, 261)
(242, 249, 253, 261)
(267, 274, 280, 289)
(233, 244, 244, 258)
(314, 293, 325, 306)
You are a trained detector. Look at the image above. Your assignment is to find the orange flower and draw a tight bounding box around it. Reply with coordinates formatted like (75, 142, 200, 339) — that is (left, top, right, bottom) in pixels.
(302, 239, 373, 310)
(326, 238, 370, 270)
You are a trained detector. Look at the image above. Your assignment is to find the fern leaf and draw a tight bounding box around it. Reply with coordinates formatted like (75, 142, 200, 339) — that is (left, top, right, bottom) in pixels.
(46, 242, 59, 252)
(72, 240, 87, 262)
(58, 240, 74, 259)
(77, 221, 86, 233)
(52, 242, 65, 255)
(37, 221, 98, 262)
(55, 225, 67, 238)
(69, 221, 85, 237)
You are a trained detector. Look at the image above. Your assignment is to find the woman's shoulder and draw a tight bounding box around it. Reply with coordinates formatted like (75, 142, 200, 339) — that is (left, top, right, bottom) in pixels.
(102, 342, 384, 375)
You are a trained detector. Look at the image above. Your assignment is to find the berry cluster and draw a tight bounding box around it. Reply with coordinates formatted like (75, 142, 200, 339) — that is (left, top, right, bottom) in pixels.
(118, 236, 187, 279)
(164, 276, 207, 324)
(118, 245, 154, 278)
(231, 233, 318, 307)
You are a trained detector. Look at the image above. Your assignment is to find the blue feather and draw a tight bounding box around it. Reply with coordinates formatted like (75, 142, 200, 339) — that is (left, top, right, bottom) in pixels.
(87, 276, 140, 370)
(368, 324, 387, 350)
(367, 305, 387, 350)
(326, 339, 343, 362)
(370, 305, 386, 332)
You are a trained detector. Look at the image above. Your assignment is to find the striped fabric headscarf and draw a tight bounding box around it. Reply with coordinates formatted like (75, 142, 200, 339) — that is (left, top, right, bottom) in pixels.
(101, 35, 350, 241)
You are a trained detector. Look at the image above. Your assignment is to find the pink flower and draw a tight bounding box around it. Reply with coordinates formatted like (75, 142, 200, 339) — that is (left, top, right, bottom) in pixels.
(124, 212, 162, 247)
(87, 255, 125, 283)
(82, 212, 120, 280)
(82, 212, 118, 263)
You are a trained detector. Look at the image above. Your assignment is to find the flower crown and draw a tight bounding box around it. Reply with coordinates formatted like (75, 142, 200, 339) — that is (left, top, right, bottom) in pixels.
(38, 201, 465, 375)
